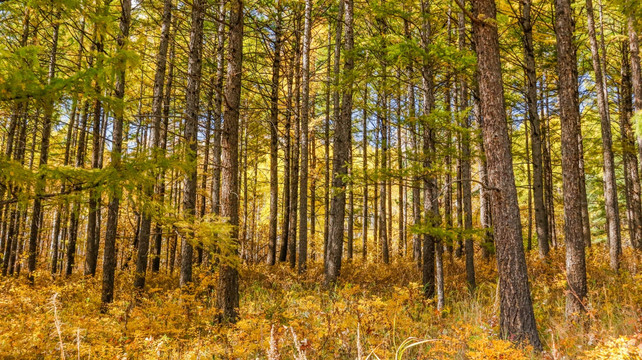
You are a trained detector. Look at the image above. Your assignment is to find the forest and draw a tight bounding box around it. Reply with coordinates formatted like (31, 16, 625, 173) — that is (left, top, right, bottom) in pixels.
(1, 0, 642, 357)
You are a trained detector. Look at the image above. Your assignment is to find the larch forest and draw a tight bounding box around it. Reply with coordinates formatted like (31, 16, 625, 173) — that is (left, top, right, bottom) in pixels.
(1, 0, 642, 357)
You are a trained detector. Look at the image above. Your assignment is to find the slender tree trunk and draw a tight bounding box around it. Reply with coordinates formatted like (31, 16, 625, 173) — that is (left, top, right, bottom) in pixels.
(525, 115, 533, 251)
(135, 0, 172, 287)
(101, 0, 131, 307)
(152, 23, 176, 273)
(585, 0, 620, 267)
(288, 21, 302, 269)
(520, 0, 549, 257)
(553, 0, 588, 317)
(472, 0, 542, 349)
(379, 93, 389, 264)
(628, 17, 642, 250)
(179, 0, 205, 286)
(362, 86, 369, 261)
(85, 17, 106, 277)
(26, 12, 60, 281)
(325, 0, 353, 285)
(216, 0, 243, 322)
(267, 10, 282, 266)
(298, 0, 312, 272)
(421, 1, 438, 298)
(620, 41, 642, 250)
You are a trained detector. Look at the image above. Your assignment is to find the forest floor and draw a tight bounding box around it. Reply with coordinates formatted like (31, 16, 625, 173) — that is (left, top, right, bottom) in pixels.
(1, 246, 641, 359)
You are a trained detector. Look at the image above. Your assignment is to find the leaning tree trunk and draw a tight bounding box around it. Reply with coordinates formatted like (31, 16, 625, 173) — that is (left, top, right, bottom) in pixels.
(471, 0, 542, 350)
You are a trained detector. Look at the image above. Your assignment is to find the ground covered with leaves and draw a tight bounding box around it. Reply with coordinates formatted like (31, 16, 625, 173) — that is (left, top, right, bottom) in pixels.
(1, 247, 641, 359)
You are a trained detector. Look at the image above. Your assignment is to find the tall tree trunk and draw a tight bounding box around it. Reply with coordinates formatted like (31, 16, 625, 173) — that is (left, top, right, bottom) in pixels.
(585, 0, 620, 267)
(280, 59, 293, 263)
(135, 0, 172, 287)
(179, 0, 205, 286)
(421, 0, 437, 298)
(541, 78, 557, 248)
(288, 21, 302, 269)
(85, 14, 106, 276)
(267, 10, 282, 266)
(472, 0, 542, 349)
(101, 0, 131, 307)
(620, 41, 642, 250)
(379, 93, 389, 264)
(211, 2, 225, 219)
(362, 85, 369, 261)
(628, 17, 642, 250)
(553, 0, 588, 317)
(153, 22, 177, 273)
(298, 0, 312, 272)
(325, 0, 353, 285)
(326, 5, 343, 266)
(26, 12, 60, 281)
(216, 0, 243, 322)
(520, 0, 549, 257)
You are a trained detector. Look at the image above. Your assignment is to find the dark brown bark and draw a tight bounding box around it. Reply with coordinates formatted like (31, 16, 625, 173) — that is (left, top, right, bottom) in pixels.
(216, 0, 243, 322)
(620, 41, 642, 250)
(379, 94, 389, 265)
(520, 0, 549, 257)
(585, 0, 620, 267)
(472, 0, 542, 349)
(85, 16, 106, 277)
(101, 0, 131, 307)
(421, 0, 437, 298)
(325, 0, 353, 285)
(288, 18, 302, 269)
(363, 86, 369, 261)
(267, 11, 282, 266)
(279, 59, 293, 263)
(26, 12, 60, 281)
(628, 17, 642, 250)
(298, 0, 312, 272)
(179, 0, 205, 286)
(135, 0, 172, 288)
(553, 0, 588, 317)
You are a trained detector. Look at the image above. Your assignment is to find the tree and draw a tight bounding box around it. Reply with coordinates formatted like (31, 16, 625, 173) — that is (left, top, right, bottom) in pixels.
(553, 0, 588, 317)
(135, 0, 173, 288)
(520, 0, 549, 257)
(298, 0, 312, 273)
(471, 0, 542, 349)
(267, 7, 282, 266)
(585, 0, 620, 269)
(179, 0, 205, 287)
(102, 0, 132, 307)
(26, 9, 60, 281)
(217, 0, 243, 322)
(325, 0, 353, 285)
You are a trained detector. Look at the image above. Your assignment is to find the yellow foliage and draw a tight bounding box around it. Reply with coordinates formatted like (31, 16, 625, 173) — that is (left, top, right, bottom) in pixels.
(0, 245, 640, 359)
